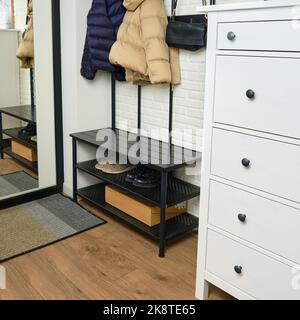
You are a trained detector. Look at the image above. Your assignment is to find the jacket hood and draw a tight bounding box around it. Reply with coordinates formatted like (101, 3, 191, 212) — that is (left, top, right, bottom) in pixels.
(123, 0, 145, 11)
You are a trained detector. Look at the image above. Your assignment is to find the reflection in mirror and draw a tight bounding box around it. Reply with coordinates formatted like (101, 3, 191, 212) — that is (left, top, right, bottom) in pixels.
(0, 0, 38, 199)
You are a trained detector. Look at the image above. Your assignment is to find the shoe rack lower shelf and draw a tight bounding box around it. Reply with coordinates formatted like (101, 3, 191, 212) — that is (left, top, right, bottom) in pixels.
(3, 127, 37, 150)
(76, 183, 199, 243)
(76, 159, 200, 208)
(0, 106, 38, 174)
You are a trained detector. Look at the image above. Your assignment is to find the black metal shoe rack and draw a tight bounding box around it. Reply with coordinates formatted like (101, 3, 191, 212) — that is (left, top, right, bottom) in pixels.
(0, 70, 37, 173)
(70, 1, 205, 257)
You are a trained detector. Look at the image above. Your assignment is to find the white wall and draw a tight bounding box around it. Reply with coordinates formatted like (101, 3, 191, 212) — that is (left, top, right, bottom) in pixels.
(0, 30, 20, 111)
(61, 0, 111, 196)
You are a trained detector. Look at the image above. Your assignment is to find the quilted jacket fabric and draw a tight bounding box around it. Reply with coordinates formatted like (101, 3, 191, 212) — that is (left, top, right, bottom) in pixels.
(81, 0, 126, 81)
(109, 0, 181, 85)
(16, 0, 34, 69)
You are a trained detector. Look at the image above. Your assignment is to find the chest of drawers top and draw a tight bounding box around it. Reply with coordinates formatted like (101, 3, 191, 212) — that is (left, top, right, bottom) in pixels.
(202, 1, 300, 143)
(199, 1, 300, 53)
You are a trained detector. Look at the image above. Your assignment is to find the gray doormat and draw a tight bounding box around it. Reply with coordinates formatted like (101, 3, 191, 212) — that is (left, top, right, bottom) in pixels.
(0, 194, 106, 263)
(0, 171, 39, 198)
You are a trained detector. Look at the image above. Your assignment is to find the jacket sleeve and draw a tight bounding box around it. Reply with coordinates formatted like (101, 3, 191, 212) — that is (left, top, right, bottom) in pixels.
(16, 20, 34, 68)
(106, 0, 125, 38)
(80, 37, 97, 80)
(140, 0, 172, 84)
(16, 0, 34, 69)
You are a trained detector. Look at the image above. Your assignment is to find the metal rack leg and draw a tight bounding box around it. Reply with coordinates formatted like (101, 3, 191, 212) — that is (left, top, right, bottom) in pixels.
(159, 171, 168, 258)
(72, 138, 78, 202)
(0, 113, 3, 159)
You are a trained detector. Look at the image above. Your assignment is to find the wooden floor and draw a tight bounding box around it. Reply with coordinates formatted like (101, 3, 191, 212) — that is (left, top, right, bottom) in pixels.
(0, 157, 37, 178)
(0, 159, 234, 300)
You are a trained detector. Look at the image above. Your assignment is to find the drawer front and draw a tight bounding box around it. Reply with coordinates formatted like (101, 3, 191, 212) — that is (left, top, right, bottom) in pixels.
(209, 180, 300, 264)
(206, 230, 300, 300)
(211, 129, 300, 203)
(218, 21, 300, 52)
(214, 56, 300, 139)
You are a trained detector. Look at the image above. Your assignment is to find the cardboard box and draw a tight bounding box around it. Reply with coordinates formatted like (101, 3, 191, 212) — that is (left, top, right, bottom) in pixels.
(11, 140, 37, 162)
(105, 185, 186, 227)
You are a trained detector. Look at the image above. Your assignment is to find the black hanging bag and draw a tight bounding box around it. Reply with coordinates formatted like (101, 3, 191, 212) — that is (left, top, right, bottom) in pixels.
(166, 0, 208, 51)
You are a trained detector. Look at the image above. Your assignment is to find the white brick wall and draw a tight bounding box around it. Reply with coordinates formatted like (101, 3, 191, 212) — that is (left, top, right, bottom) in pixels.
(116, 0, 261, 216)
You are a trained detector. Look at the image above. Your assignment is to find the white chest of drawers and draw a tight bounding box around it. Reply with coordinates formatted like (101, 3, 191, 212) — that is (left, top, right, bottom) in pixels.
(196, 1, 300, 300)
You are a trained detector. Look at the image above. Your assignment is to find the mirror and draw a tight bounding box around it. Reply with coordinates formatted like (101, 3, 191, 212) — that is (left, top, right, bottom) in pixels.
(0, 0, 57, 200)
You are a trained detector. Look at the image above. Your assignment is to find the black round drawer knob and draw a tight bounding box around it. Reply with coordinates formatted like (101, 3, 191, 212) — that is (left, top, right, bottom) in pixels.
(238, 213, 247, 222)
(227, 31, 236, 41)
(241, 158, 251, 168)
(246, 89, 256, 99)
(234, 265, 243, 274)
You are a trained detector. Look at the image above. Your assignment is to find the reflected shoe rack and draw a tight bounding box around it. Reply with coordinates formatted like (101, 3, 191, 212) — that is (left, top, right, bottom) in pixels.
(0, 105, 38, 173)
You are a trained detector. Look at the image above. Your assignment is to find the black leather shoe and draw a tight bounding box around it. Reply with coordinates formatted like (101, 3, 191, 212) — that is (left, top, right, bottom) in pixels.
(125, 164, 144, 183)
(133, 168, 160, 189)
(18, 123, 36, 139)
(125, 170, 137, 183)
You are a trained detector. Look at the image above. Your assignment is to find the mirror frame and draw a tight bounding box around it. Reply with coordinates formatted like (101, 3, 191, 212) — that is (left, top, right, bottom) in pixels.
(0, 0, 63, 209)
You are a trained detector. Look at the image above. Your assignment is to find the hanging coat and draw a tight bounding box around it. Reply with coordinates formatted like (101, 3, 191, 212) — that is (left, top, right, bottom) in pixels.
(81, 0, 126, 81)
(16, 0, 34, 69)
(109, 0, 181, 85)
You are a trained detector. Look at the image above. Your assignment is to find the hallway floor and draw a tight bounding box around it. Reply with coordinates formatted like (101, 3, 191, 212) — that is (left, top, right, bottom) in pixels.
(0, 200, 234, 300)
(0, 158, 37, 178)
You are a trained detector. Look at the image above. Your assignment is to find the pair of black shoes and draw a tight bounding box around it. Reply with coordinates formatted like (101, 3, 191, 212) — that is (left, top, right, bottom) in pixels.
(18, 123, 36, 140)
(126, 165, 160, 188)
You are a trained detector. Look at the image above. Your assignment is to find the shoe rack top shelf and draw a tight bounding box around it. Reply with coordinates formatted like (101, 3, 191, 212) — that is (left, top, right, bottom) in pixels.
(0, 105, 36, 124)
(77, 159, 200, 207)
(71, 128, 202, 172)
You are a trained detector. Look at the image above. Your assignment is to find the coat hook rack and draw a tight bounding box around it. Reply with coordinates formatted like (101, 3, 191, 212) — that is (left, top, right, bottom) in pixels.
(110, 0, 215, 145)
(71, 0, 203, 258)
(138, 85, 142, 131)
(30, 68, 35, 114)
(111, 75, 116, 131)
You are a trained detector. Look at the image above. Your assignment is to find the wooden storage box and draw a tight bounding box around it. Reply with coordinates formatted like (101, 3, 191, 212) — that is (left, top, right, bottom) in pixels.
(105, 186, 186, 227)
(11, 140, 37, 162)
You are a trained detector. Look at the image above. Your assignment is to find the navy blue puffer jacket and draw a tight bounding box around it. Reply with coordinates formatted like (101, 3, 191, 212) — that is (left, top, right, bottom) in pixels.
(81, 0, 125, 81)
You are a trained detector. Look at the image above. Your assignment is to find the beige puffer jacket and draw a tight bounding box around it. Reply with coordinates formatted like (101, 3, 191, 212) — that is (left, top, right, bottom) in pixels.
(109, 0, 181, 85)
(16, 0, 34, 69)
